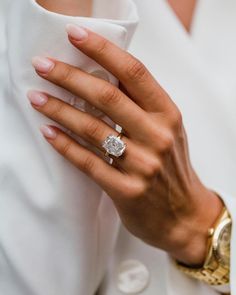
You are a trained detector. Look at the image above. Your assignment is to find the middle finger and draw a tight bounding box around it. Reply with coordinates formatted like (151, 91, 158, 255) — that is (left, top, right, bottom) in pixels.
(31, 57, 149, 138)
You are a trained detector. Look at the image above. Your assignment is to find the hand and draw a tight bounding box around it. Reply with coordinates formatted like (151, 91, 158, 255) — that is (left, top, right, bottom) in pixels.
(28, 24, 223, 266)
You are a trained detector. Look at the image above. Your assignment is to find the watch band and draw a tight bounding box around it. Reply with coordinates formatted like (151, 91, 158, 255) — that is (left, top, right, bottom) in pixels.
(175, 205, 231, 286)
(176, 261, 229, 285)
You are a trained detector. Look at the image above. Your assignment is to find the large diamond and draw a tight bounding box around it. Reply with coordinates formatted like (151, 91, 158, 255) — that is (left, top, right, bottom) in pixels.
(102, 135, 126, 158)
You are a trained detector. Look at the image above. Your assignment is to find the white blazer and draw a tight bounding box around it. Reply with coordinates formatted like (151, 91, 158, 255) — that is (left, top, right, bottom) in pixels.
(0, 0, 235, 294)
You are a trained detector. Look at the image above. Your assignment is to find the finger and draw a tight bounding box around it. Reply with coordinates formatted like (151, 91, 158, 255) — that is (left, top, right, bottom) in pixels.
(39, 124, 126, 194)
(65, 24, 172, 112)
(27, 90, 143, 174)
(28, 90, 119, 150)
(31, 56, 149, 136)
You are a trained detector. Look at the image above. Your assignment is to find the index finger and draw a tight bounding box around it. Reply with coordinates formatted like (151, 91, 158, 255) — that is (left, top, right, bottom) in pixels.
(66, 24, 171, 112)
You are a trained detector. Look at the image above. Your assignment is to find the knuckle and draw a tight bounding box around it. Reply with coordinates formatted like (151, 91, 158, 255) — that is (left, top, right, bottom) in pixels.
(49, 101, 66, 119)
(59, 66, 75, 84)
(125, 58, 147, 82)
(59, 140, 72, 157)
(122, 179, 148, 199)
(99, 84, 121, 106)
(159, 132, 175, 153)
(84, 120, 102, 140)
(81, 156, 95, 174)
(143, 159, 162, 178)
(170, 109, 183, 129)
(96, 38, 109, 56)
(129, 185, 147, 199)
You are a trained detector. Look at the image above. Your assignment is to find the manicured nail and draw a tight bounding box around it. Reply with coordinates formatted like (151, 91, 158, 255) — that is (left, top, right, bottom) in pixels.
(66, 24, 88, 41)
(40, 125, 57, 139)
(27, 90, 48, 106)
(32, 56, 55, 74)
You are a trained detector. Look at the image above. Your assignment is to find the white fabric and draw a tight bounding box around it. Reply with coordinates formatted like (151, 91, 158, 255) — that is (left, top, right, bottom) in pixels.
(0, 0, 235, 294)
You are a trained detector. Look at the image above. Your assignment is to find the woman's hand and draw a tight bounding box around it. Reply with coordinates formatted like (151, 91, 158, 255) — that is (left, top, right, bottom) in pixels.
(28, 24, 223, 266)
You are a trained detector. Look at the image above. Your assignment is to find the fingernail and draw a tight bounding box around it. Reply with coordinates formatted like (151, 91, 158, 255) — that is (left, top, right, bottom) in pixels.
(66, 24, 88, 41)
(40, 125, 57, 139)
(27, 90, 48, 106)
(32, 56, 55, 74)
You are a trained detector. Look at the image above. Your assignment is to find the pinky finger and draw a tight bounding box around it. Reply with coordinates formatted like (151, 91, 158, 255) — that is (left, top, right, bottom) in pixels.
(40, 125, 125, 194)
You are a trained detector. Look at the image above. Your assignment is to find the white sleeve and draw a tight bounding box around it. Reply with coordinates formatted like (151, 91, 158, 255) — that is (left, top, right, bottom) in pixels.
(6, 0, 138, 98)
(210, 284, 230, 294)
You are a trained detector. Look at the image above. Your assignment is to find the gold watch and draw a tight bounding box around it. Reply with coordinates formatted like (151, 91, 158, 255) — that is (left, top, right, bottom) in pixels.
(175, 206, 232, 285)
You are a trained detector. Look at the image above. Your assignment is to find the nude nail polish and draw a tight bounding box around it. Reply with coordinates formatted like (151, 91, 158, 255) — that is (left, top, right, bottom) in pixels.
(32, 56, 55, 73)
(40, 125, 57, 139)
(66, 24, 88, 41)
(27, 90, 48, 106)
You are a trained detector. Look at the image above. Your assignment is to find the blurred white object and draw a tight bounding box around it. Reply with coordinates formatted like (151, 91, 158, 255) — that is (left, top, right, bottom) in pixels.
(117, 260, 150, 294)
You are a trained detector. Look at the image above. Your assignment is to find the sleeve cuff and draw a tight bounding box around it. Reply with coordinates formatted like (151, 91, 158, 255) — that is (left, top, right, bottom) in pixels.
(7, 0, 138, 84)
(6, 0, 139, 116)
(215, 190, 236, 294)
(28, 0, 139, 48)
(209, 284, 230, 294)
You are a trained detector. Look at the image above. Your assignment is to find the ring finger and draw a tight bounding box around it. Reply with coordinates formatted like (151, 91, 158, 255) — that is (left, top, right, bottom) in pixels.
(27, 90, 144, 174)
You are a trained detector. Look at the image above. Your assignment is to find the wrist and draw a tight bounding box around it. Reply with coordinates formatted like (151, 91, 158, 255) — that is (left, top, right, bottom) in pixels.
(170, 187, 224, 266)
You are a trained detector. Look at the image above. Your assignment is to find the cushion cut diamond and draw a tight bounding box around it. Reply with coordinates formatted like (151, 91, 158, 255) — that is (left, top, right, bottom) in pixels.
(102, 135, 126, 157)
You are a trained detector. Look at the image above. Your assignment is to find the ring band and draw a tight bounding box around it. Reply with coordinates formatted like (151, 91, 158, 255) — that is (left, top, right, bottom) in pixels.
(102, 133, 126, 158)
